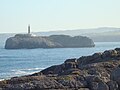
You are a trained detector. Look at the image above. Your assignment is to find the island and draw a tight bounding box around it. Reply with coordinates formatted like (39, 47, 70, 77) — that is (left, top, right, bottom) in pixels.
(5, 34, 95, 49)
(0, 48, 120, 90)
(5, 25, 95, 49)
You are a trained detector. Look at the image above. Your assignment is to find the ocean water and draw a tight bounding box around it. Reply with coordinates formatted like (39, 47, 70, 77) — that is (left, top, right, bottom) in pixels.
(0, 42, 120, 80)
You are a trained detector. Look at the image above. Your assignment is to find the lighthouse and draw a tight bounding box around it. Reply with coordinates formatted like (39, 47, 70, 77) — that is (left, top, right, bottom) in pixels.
(27, 25, 36, 37)
(28, 25, 30, 34)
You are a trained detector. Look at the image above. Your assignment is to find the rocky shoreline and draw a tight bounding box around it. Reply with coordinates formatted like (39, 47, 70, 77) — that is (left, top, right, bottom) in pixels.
(1, 48, 120, 90)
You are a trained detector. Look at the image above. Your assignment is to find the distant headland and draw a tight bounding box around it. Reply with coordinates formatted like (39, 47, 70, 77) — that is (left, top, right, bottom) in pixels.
(5, 25, 95, 49)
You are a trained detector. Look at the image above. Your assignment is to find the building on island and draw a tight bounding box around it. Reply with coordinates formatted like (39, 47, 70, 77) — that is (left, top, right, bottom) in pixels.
(15, 25, 36, 37)
(28, 24, 31, 34)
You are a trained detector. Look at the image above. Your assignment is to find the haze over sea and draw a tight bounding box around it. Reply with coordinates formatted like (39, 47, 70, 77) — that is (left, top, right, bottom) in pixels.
(0, 39, 120, 80)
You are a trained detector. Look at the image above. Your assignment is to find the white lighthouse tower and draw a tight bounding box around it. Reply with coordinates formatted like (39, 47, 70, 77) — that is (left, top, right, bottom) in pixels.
(28, 24, 30, 34)
(27, 25, 36, 37)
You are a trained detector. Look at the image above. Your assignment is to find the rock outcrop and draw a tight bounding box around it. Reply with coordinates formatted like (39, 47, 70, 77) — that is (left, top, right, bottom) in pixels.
(1, 48, 120, 89)
(5, 34, 95, 49)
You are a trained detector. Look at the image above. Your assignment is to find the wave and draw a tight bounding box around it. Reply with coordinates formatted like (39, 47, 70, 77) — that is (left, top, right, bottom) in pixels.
(0, 67, 45, 80)
(11, 67, 44, 72)
(11, 67, 44, 76)
(0, 79, 4, 81)
(20, 67, 44, 71)
(0, 56, 25, 59)
(14, 70, 29, 75)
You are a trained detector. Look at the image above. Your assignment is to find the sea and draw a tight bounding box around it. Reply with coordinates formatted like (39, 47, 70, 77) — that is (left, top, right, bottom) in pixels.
(0, 41, 120, 81)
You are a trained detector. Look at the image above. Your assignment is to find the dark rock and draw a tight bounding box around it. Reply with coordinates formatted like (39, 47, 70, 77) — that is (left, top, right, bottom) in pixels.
(40, 65, 62, 75)
(85, 76, 109, 90)
(78, 88, 90, 90)
(64, 58, 77, 63)
(64, 59, 78, 70)
(90, 82, 109, 90)
(115, 48, 120, 57)
(65, 62, 78, 69)
(57, 75, 87, 88)
(110, 67, 120, 81)
(92, 52, 102, 59)
(4, 80, 64, 90)
(87, 69, 101, 76)
(63, 69, 81, 75)
(85, 75, 102, 83)
(102, 50, 118, 58)
(115, 48, 120, 51)
(107, 80, 118, 90)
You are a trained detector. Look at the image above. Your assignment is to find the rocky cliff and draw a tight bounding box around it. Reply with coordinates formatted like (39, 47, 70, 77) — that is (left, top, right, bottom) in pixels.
(5, 34, 95, 49)
(1, 48, 120, 90)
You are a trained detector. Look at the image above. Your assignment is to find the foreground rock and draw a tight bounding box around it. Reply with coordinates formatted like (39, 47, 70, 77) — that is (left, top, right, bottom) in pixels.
(5, 34, 95, 49)
(1, 48, 120, 90)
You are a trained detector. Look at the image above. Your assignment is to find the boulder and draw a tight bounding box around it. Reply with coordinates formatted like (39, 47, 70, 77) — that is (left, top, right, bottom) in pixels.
(107, 80, 118, 90)
(65, 62, 78, 69)
(90, 82, 109, 90)
(57, 75, 87, 88)
(110, 67, 120, 81)
(102, 50, 118, 58)
(92, 52, 102, 59)
(64, 58, 77, 63)
(85, 75, 109, 90)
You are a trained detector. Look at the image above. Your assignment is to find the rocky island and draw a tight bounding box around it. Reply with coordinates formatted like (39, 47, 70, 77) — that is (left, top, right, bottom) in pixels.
(5, 25, 95, 49)
(5, 34, 95, 49)
(1, 48, 120, 90)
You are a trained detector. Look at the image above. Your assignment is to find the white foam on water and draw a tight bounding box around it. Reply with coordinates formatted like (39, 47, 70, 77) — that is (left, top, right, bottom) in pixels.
(10, 67, 45, 77)
(11, 67, 44, 72)
(14, 70, 28, 75)
(0, 79, 4, 81)
(20, 67, 44, 71)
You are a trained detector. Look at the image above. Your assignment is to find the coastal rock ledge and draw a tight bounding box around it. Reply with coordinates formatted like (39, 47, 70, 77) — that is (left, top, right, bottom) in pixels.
(5, 34, 95, 49)
(1, 48, 120, 90)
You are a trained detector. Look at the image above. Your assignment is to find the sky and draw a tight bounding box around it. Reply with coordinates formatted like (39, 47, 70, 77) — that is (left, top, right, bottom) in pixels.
(0, 0, 120, 33)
